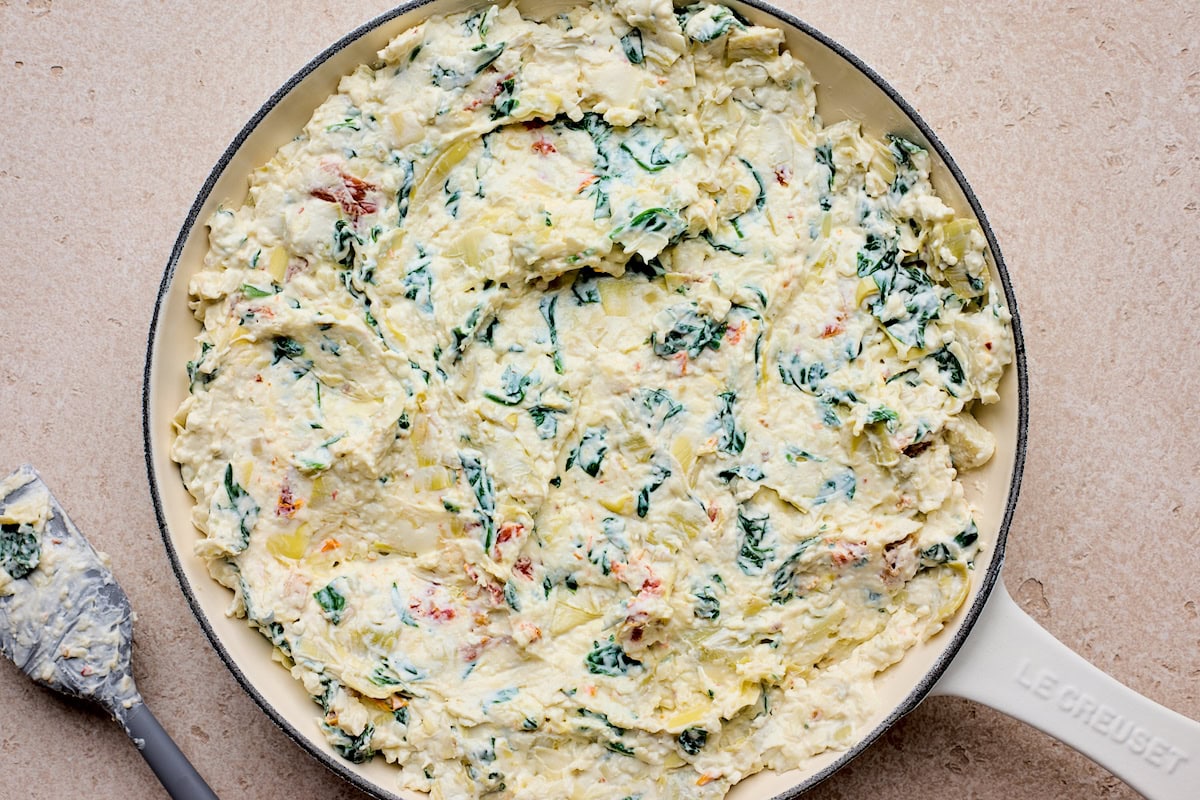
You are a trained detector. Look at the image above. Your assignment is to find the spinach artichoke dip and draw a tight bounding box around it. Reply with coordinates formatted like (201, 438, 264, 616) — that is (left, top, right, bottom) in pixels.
(172, 1, 1013, 797)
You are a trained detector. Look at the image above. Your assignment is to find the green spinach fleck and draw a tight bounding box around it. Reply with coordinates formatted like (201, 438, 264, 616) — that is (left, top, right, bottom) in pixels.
(460, 452, 497, 551)
(678, 727, 708, 756)
(715, 391, 746, 455)
(651, 305, 726, 359)
(314, 580, 347, 624)
(814, 470, 856, 505)
(736, 507, 772, 574)
(636, 457, 672, 518)
(620, 27, 644, 64)
(584, 639, 642, 677)
(0, 522, 40, 579)
(566, 427, 608, 478)
(484, 366, 533, 406)
(222, 463, 259, 552)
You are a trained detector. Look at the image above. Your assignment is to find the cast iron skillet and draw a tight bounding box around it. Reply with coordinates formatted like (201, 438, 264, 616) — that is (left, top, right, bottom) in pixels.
(143, 1, 1200, 797)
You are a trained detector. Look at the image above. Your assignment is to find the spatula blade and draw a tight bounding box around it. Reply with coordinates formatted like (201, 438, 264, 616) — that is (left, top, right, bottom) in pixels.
(0, 465, 141, 718)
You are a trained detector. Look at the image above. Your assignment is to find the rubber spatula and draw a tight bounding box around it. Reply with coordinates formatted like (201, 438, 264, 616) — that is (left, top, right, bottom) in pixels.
(0, 464, 219, 799)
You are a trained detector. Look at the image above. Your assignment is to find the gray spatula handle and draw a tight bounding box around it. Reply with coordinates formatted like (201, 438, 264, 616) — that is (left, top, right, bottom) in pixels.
(123, 702, 220, 799)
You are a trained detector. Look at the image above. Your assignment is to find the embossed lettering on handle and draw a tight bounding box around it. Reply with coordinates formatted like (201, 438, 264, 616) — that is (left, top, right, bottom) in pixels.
(1013, 658, 1190, 775)
(933, 581, 1200, 800)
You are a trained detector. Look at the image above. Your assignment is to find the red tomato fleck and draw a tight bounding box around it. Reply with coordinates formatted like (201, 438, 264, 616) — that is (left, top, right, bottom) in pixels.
(311, 170, 378, 218)
(726, 321, 747, 345)
(672, 351, 689, 376)
(410, 592, 457, 622)
(774, 165, 791, 186)
(577, 174, 599, 193)
(531, 138, 557, 155)
(513, 557, 534, 579)
(460, 639, 487, 662)
(821, 311, 846, 338)
(831, 541, 869, 567)
(276, 480, 303, 518)
(494, 521, 525, 554)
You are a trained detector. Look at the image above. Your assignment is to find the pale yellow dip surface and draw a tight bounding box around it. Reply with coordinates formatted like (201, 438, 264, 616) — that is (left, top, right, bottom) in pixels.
(171, 2, 1013, 797)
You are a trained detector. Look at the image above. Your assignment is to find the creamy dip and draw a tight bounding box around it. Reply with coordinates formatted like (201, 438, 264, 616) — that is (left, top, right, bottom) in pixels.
(172, 2, 1013, 797)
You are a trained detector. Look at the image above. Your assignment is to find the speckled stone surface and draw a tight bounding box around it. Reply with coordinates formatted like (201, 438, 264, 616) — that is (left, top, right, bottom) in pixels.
(1, 1, 1197, 798)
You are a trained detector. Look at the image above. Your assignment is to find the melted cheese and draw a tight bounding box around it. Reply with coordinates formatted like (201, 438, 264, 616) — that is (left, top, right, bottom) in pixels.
(172, 2, 1013, 797)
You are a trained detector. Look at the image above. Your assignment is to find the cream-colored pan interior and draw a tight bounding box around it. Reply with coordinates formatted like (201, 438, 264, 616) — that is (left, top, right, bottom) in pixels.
(144, 1, 1025, 797)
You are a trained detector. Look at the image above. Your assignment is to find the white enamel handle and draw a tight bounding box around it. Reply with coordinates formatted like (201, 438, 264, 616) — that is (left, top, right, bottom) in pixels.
(932, 581, 1200, 799)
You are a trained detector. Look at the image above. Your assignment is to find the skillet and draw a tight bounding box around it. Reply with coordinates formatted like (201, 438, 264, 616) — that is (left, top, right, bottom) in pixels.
(143, 1, 1200, 797)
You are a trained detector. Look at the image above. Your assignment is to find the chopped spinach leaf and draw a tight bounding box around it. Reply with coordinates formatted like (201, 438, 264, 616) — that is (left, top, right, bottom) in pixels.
(585, 639, 642, 677)
(636, 457, 672, 518)
(784, 446, 824, 463)
(491, 75, 518, 119)
(332, 219, 358, 268)
(222, 463, 259, 552)
(610, 207, 685, 246)
(715, 391, 746, 455)
(620, 132, 676, 173)
(717, 464, 764, 483)
(0, 522, 40, 579)
(955, 520, 979, 550)
(322, 722, 375, 764)
(453, 446, 501, 549)
(634, 387, 684, 430)
(684, 4, 744, 42)
(186, 341, 214, 391)
(814, 469, 856, 505)
(471, 42, 505, 76)
(771, 537, 820, 604)
(395, 157, 415, 221)
(927, 347, 966, 396)
(484, 365, 533, 406)
(778, 355, 827, 394)
(693, 585, 720, 620)
(620, 28, 644, 64)
(566, 427, 608, 478)
(815, 143, 835, 189)
(736, 507, 772, 574)
(606, 740, 636, 756)
(739, 157, 766, 211)
(314, 580, 347, 624)
(651, 305, 726, 359)
(540, 295, 564, 374)
(888, 133, 924, 168)
(921, 542, 953, 566)
(866, 406, 899, 431)
(571, 269, 602, 304)
(504, 580, 521, 611)
(678, 727, 708, 756)
(460, 452, 496, 550)
(529, 405, 561, 439)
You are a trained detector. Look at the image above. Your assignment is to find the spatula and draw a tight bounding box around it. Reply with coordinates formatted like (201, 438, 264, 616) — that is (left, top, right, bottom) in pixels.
(0, 464, 219, 799)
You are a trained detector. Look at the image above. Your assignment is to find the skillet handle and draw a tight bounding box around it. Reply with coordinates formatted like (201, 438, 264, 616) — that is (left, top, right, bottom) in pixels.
(122, 702, 220, 800)
(931, 581, 1200, 799)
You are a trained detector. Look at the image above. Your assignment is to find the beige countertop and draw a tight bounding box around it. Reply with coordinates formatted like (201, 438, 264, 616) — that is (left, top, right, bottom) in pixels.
(1, 1, 1197, 798)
